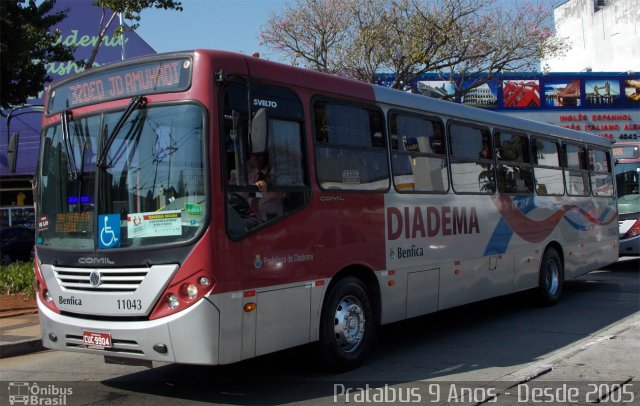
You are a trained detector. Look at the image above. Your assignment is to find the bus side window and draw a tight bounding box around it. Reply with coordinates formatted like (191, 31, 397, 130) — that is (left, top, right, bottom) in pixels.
(449, 122, 495, 194)
(389, 112, 448, 193)
(314, 101, 389, 191)
(563, 143, 590, 196)
(223, 84, 309, 238)
(494, 130, 533, 194)
(532, 137, 564, 196)
(267, 119, 308, 213)
(589, 148, 614, 196)
(269, 120, 305, 187)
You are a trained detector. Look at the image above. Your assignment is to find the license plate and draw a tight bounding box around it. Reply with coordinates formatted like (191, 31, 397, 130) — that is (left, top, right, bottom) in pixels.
(83, 331, 112, 348)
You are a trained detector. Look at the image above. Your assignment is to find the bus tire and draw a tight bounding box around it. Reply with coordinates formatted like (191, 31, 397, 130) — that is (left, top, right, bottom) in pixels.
(319, 276, 376, 371)
(537, 247, 563, 306)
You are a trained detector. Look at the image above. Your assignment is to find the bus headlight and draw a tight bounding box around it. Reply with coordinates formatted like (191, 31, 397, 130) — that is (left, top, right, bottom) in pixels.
(185, 283, 198, 300)
(167, 294, 179, 309)
(150, 272, 215, 320)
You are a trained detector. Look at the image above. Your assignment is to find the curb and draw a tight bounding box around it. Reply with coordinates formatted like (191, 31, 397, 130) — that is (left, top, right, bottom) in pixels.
(0, 338, 45, 359)
(0, 309, 38, 319)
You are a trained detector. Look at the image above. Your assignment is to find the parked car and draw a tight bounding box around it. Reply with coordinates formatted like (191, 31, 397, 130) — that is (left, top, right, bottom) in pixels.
(0, 226, 35, 265)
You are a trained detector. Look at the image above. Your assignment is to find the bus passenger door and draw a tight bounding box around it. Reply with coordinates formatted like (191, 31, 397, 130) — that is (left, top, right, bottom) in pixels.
(244, 117, 313, 357)
(221, 83, 313, 358)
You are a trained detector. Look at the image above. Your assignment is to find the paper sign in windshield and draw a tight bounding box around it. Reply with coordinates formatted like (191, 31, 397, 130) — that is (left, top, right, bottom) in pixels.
(127, 210, 181, 238)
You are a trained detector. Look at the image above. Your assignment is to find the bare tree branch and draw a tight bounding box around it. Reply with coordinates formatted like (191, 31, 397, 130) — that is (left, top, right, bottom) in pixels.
(260, 0, 568, 100)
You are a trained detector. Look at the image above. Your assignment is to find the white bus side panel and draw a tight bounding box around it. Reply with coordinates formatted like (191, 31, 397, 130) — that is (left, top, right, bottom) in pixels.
(381, 192, 618, 324)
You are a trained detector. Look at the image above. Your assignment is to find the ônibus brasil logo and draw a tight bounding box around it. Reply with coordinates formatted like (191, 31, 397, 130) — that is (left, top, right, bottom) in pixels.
(7, 382, 73, 405)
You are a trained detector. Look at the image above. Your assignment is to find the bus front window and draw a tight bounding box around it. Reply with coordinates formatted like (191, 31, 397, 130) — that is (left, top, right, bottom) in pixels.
(616, 163, 640, 215)
(37, 104, 206, 250)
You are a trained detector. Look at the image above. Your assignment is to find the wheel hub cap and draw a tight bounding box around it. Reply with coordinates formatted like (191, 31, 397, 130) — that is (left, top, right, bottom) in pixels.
(334, 296, 365, 353)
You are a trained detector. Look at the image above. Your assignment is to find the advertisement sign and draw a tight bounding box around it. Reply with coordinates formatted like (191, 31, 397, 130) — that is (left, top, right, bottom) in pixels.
(379, 72, 640, 143)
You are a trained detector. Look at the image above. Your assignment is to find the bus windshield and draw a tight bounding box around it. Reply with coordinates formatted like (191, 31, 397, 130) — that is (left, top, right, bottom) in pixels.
(37, 103, 206, 250)
(615, 162, 640, 215)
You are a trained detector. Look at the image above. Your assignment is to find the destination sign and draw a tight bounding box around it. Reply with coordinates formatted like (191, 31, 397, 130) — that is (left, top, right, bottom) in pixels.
(613, 145, 639, 159)
(47, 57, 192, 114)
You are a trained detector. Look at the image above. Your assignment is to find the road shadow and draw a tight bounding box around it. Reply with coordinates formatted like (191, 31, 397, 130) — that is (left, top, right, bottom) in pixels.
(102, 259, 639, 404)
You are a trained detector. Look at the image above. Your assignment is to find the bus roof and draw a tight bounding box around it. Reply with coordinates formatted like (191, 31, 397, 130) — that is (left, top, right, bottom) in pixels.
(47, 48, 614, 150)
(371, 85, 614, 148)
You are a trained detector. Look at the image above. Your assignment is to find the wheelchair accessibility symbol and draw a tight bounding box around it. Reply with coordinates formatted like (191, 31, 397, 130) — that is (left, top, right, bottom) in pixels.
(98, 214, 120, 249)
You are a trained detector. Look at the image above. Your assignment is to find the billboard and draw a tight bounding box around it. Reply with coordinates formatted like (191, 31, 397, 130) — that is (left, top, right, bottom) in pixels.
(379, 72, 640, 143)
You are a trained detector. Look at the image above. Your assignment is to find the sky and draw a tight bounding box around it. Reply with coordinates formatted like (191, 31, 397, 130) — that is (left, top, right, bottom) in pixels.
(136, 0, 288, 58)
(133, 0, 563, 62)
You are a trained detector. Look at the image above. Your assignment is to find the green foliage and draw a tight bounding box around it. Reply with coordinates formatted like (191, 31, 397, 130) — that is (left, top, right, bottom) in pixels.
(93, 0, 183, 30)
(0, 261, 35, 296)
(0, 0, 75, 109)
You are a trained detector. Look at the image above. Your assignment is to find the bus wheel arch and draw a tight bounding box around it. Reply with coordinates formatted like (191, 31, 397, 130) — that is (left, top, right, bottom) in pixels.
(537, 243, 564, 306)
(318, 266, 380, 371)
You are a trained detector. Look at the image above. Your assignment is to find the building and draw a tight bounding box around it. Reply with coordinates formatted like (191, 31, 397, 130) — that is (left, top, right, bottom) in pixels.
(0, 1, 155, 226)
(542, 0, 640, 72)
(376, 0, 640, 141)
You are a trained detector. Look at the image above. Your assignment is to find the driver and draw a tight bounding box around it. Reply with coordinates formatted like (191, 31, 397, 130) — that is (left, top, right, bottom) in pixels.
(247, 152, 283, 221)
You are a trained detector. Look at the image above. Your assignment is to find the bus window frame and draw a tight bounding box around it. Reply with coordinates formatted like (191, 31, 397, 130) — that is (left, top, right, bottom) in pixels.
(387, 109, 449, 194)
(311, 96, 390, 194)
(562, 141, 591, 197)
(492, 128, 534, 196)
(531, 135, 566, 196)
(447, 120, 496, 195)
(588, 146, 614, 197)
(220, 79, 310, 241)
(37, 100, 211, 253)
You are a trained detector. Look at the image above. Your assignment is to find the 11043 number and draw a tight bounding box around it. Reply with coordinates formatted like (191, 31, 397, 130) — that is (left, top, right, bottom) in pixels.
(116, 299, 142, 311)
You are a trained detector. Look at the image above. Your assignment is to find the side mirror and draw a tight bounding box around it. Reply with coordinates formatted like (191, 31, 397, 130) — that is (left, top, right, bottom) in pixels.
(250, 108, 268, 154)
(7, 132, 19, 173)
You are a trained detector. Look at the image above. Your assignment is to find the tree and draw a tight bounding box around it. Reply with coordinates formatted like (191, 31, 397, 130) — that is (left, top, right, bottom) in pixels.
(261, 0, 567, 100)
(0, 0, 75, 110)
(260, 0, 352, 72)
(336, 0, 393, 83)
(418, 0, 566, 101)
(85, 0, 183, 69)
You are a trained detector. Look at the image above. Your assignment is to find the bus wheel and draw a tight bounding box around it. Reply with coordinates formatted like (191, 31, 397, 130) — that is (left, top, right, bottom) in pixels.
(537, 247, 563, 305)
(319, 276, 375, 371)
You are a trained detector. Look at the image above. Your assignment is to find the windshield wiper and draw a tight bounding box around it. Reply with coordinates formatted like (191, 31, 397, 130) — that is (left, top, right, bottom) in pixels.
(97, 96, 146, 168)
(60, 110, 78, 181)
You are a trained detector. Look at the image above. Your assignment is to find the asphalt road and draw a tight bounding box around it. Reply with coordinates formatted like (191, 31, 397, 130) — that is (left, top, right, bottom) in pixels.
(1, 257, 638, 405)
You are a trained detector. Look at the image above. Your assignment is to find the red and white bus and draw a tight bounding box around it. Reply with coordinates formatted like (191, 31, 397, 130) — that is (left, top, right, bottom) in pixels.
(613, 142, 640, 256)
(33, 50, 618, 370)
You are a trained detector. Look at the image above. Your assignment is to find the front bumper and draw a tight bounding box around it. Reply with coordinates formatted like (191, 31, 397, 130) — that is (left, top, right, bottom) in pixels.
(38, 295, 220, 365)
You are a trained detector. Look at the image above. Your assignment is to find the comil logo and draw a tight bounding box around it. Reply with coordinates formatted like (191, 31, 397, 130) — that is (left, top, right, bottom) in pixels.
(8, 382, 73, 405)
(78, 257, 114, 265)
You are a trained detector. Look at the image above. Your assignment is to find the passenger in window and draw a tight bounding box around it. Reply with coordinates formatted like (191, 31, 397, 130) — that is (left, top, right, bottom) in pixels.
(372, 131, 384, 147)
(370, 112, 385, 148)
(479, 133, 491, 159)
(481, 143, 491, 159)
(248, 152, 283, 221)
